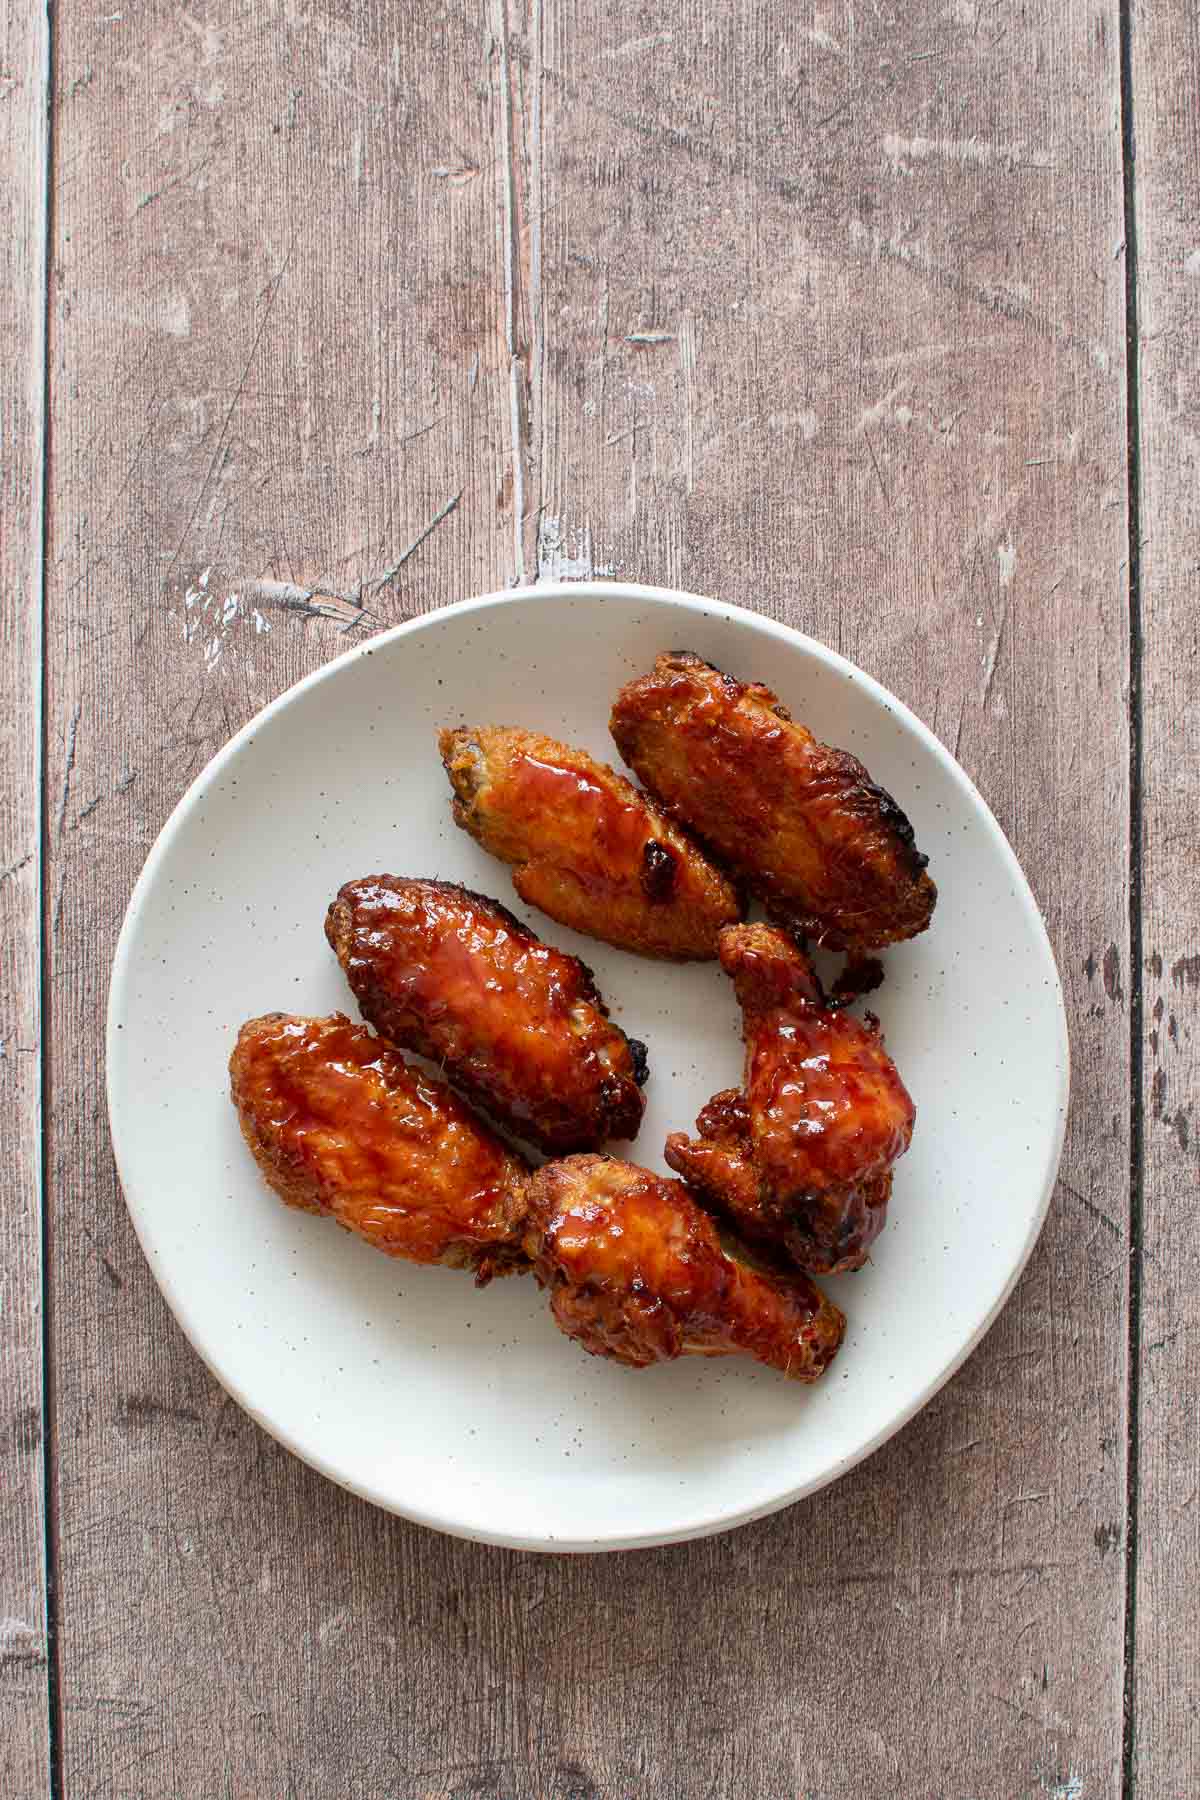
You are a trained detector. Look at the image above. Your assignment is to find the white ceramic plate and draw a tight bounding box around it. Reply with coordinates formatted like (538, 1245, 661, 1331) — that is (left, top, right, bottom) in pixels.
(107, 583, 1069, 1551)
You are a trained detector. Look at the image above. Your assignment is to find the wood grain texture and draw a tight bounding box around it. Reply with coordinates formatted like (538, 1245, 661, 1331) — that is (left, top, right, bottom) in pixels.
(0, 0, 50, 1793)
(43, 3, 1131, 1798)
(520, 3, 1131, 1787)
(1129, 0, 1200, 1791)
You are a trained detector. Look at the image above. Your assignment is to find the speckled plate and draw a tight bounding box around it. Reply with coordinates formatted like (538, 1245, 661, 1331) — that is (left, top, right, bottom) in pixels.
(106, 583, 1069, 1551)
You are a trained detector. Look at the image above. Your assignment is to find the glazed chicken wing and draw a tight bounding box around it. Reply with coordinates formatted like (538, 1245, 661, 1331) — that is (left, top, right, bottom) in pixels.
(229, 1013, 530, 1280)
(232, 1017, 842, 1382)
(523, 1154, 844, 1382)
(666, 924, 915, 1273)
(610, 650, 936, 953)
(439, 725, 742, 959)
(326, 877, 646, 1154)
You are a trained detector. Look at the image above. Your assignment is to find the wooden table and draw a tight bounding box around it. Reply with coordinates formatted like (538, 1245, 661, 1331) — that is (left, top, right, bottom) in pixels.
(3, 3, 1196, 1794)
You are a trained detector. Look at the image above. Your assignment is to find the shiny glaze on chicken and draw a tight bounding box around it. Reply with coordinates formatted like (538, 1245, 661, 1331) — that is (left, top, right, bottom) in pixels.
(666, 925, 915, 1274)
(610, 650, 936, 953)
(326, 876, 646, 1154)
(523, 1154, 845, 1382)
(668, 1086, 895, 1276)
(439, 724, 742, 959)
(231, 1021, 844, 1381)
(229, 1013, 530, 1280)
(729, 924, 914, 1195)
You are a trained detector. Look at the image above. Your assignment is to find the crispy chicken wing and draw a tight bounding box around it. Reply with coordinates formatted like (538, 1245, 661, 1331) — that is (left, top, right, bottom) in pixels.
(229, 1013, 530, 1280)
(231, 1020, 842, 1380)
(610, 650, 936, 952)
(665, 924, 915, 1273)
(523, 1154, 845, 1381)
(326, 876, 646, 1154)
(439, 725, 742, 959)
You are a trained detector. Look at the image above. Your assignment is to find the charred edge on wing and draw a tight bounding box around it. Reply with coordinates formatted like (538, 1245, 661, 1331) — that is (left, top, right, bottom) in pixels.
(640, 839, 679, 902)
(865, 780, 929, 873)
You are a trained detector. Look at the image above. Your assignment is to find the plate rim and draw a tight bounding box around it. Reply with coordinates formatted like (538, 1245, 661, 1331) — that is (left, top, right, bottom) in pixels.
(106, 580, 1071, 1551)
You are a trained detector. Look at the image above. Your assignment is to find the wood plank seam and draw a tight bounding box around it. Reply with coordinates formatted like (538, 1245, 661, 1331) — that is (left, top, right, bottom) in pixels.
(1118, 0, 1145, 1793)
(495, 0, 527, 583)
(40, 7, 61, 1796)
(0, 0, 54, 1790)
(494, 0, 545, 584)
(1128, 0, 1200, 1784)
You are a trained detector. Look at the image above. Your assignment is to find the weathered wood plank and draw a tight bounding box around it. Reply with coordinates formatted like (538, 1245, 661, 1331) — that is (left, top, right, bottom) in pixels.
(0, 0, 50, 1792)
(44, 5, 518, 1795)
(1129, 0, 1200, 1790)
(515, 1, 1131, 1789)
(45, 3, 1131, 1798)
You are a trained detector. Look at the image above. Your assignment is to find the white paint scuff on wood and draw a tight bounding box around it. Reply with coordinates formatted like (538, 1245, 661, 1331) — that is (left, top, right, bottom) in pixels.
(678, 315, 698, 493)
(883, 134, 1054, 170)
(535, 516, 614, 582)
(1044, 1777, 1084, 1800)
(998, 538, 1017, 586)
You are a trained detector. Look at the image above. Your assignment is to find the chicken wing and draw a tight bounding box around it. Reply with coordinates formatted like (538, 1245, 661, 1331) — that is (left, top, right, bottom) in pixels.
(326, 876, 647, 1154)
(665, 924, 915, 1273)
(229, 1013, 530, 1281)
(610, 650, 936, 952)
(439, 725, 742, 959)
(232, 1016, 842, 1381)
(523, 1154, 845, 1381)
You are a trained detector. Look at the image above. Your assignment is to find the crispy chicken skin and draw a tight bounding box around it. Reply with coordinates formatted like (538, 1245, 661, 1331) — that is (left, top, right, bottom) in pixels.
(665, 925, 915, 1274)
(610, 650, 936, 952)
(326, 877, 646, 1154)
(229, 1013, 530, 1280)
(232, 1017, 843, 1381)
(523, 1154, 845, 1381)
(438, 725, 742, 959)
